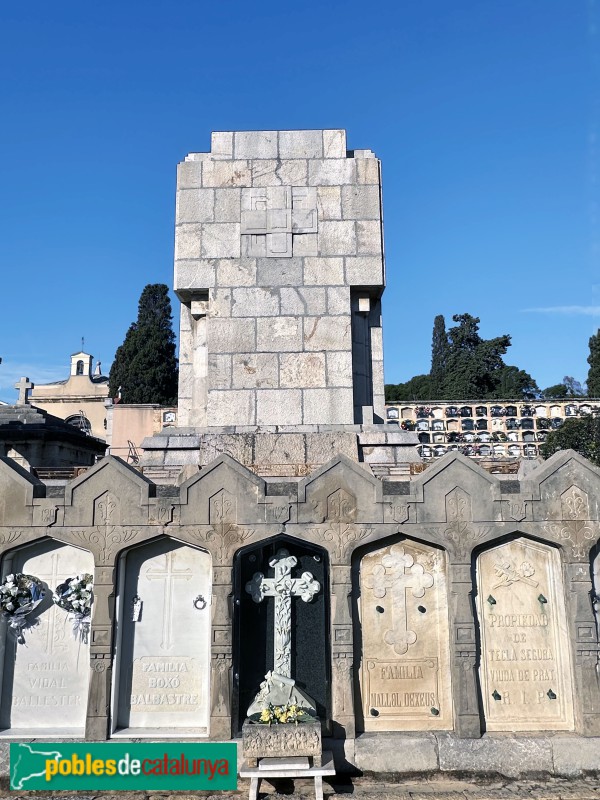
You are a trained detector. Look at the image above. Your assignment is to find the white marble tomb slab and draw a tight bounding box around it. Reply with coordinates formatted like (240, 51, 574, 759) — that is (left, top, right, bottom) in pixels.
(114, 539, 211, 735)
(477, 538, 574, 731)
(0, 539, 93, 734)
(359, 539, 452, 731)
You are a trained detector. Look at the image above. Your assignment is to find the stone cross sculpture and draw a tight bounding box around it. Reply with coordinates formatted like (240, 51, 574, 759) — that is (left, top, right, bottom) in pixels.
(246, 548, 320, 677)
(14, 377, 34, 405)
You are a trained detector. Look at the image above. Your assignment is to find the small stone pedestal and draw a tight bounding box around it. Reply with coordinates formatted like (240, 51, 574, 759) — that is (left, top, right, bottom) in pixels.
(240, 750, 335, 800)
(242, 719, 322, 767)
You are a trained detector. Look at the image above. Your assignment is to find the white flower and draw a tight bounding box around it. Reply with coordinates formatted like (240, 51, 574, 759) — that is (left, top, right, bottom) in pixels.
(6, 574, 14, 583)
(5, 602, 14, 611)
(85, 584, 93, 591)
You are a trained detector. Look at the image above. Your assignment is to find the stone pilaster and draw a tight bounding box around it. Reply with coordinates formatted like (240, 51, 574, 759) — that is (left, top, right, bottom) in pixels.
(85, 564, 115, 740)
(448, 561, 481, 738)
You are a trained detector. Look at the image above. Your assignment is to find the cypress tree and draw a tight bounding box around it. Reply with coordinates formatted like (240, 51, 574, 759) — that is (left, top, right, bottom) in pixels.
(587, 329, 600, 396)
(430, 314, 448, 398)
(109, 284, 178, 404)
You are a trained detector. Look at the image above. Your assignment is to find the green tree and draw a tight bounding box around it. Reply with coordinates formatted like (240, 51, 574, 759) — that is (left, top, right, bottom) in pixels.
(441, 314, 511, 399)
(109, 283, 178, 404)
(430, 314, 448, 397)
(542, 377, 584, 399)
(541, 414, 600, 467)
(588, 330, 600, 396)
(385, 374, 432, 402)
(493, 365, 539, 400)
(384, 312, 539, 402)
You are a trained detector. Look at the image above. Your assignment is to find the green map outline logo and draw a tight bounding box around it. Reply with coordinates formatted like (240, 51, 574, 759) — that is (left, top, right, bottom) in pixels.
(10, 742, 237, 790)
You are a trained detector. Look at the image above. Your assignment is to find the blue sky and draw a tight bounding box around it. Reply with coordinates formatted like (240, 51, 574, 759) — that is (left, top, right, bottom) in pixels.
(0, 1, 598, 401)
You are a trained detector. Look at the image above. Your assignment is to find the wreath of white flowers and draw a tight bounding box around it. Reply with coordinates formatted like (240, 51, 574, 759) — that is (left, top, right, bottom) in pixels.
(53, 574, 93, 643)
(0, 573, 45, 644)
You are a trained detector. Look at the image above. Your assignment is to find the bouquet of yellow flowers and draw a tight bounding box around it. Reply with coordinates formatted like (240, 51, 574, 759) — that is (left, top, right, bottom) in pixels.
(253, 703, 314, 725)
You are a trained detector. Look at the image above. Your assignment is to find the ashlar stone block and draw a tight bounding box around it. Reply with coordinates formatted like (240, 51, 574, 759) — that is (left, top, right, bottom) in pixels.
(304, 315, 351, 352)
(174, 259, 216, 290)
(303, 257, 345, 286)
(175, 224, 202, 260)
(202, 159, 251, 188)
(209, 288, 232, 317)
(257, 316, 302, 353)
(291, 233, 318, 256)
(356, 157, 380, 185)
(211, 131, 234, 159)
(308, 158, 356, 186)
(201, 223, 241, 258)
(322, 129, 347, 158)
(257, 389, 302, 425)
(317, 186, 342, 220)
(234, 130, 277, 159)
(345, 255, 383, 286)
(280, 287, 327, 316)
(251, 159, 308, 187)
(341, 185, 381, 220)
(214, 188, 241, 222)
(319, 220, 356, 256)
(207, 354, 231, 389)
(216, 257, 257, 287)
(257, 258, 303, 287)
(209, 317, 256, 353)
(177, 160, 203, 189)
(279, 352, 326, 388)
(279, 130, 323, 159)
(176, 188, 215, 223)
(327, 286, 350, 315)
(356, 220, 382, 255)
(232, 353, 279, 389)
(232, 287, 280, 317)
(207, 389, 256, 426)
(326, 351, 353, 387)
(254, 433, 306, 465)
(303, 387, 354, 424)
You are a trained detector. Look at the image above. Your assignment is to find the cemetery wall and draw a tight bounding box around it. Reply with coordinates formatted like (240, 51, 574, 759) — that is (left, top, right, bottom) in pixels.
(0, 448, 599, 777)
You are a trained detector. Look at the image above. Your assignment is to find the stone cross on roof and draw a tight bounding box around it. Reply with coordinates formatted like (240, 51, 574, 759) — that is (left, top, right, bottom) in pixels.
(245, 548, 320, 677)
(14, 377, 34, 405)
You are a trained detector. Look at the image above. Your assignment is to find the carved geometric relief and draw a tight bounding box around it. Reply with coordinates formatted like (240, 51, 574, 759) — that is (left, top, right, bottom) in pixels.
(359, 539, 452, 731)
(241, 186, 317, 257)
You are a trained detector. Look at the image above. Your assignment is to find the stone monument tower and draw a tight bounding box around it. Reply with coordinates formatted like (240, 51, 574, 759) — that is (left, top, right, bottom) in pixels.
(142, 129, 418, 475)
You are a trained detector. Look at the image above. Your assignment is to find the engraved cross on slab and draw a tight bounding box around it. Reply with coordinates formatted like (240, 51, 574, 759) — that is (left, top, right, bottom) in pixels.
(241, 187, 317, 257)
(143, 552, 192, 650)
(245, 548, 320, 677)
(364, 544, 434, 655)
